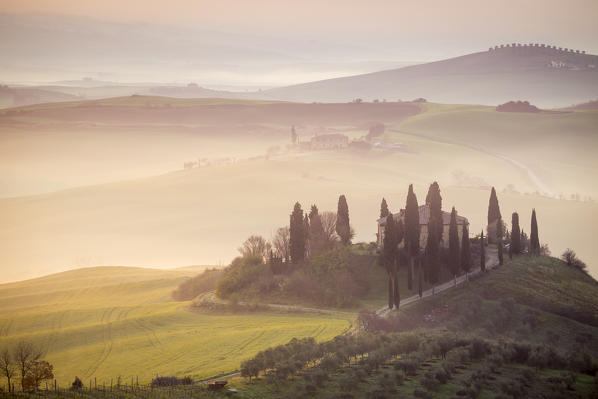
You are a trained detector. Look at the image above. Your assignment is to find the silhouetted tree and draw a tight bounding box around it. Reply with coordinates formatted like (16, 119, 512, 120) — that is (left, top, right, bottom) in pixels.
(497, 216, 504, 265)
(480, 231, 486, 271)
(511, 212, 521, 254)
(448, 207, 460, 282)
(426, 182, 443, 242)
(530, 209, 540, 255)
(382, 213, 397, 308)
(380, 198, 389, 218)
(238, 235, 271, 259)
(14, 341, 41, 391)
(404, 184, 420, 290)
(272, 227, 291, 262)
(425, 216, 441, 284)
(487, 187, 501, 243)
(320, 212, 339, 247)
(22, 361, 53, 391)
(304, 214, 310, 257)
(336, 195, 351, 245)
(309, 205, 326, 255)
(289, 202, 306, 264)
(291, 125, 297, 144)
(460, 224, 471, 277)
(0, 348, 16, 393)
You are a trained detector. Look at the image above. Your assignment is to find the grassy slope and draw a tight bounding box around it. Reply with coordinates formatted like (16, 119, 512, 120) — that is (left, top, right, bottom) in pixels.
(0, 267, 350, 385)
(228, 255, 598, 399)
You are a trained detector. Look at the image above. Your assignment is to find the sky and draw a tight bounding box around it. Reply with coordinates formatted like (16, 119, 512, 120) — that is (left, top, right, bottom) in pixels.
(1, 0, 598, 86)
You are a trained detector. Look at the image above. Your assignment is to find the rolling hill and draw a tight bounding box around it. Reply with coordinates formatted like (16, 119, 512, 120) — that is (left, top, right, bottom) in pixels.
(0, 266, 350, 385)
(261, 46, 598, 107)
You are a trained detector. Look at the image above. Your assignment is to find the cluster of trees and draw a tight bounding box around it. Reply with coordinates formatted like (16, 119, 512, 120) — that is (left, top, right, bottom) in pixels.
(289, 195, 353, 265)
(496, 101, 540, 113)
(379, 182, 472, 309)
(0, 341, 53, 392)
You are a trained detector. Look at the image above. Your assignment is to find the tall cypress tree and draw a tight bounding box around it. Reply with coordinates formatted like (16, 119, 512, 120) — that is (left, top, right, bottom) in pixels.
(511, 212, 521, 254)
(289, 202, 305, 264)
(405, 184, 420, 290)
(497, 216, 504, 265)
(530, 209, 540, 255)
(460, 224, 471, 276)
(426, 182, 443, 242)
(487, 187, 502, 243)
(304, 214, 310, 257)
(309, 205, 326, 255)
(425, 216, 440, 284)
(336, 195, 351, 245)
(380, 198, 389, 219)
(393, 219, 404, 309)
(480, 230, 486, 272)
(382, 213, 397, 309)
(448, 207, 460, 281)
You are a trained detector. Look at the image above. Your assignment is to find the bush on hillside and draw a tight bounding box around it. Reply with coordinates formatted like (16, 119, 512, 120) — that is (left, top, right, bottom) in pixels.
(560, 248, 587, 274)
(216, 255, 275, 299)
(171, 268, 225, 301)
(150, 376, 192, 387)
(496, 100, 540, 113)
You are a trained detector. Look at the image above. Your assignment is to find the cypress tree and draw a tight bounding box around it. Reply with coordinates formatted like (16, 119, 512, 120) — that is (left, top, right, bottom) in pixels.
(309, 205, 326, 255)
(425, 216, 440, 284)
(448, 207, 460, 281)
(393, 271, 400, 308)
(304, 214, 310, 257)
(336, 195, 351, 245)
(380, 198, 389, 218)
(460, 224, 471, 276)
(404, 184, 420, 290)
(480, 230, 486, 271)
(530, 209, 540, 255)
(289, 202, 305, 264)
(511, 212, 521, 254)
(426, 182, 443, 242)
(497, 216, 504, 265)
(487, 187, 502, 243)
(382, 213, 397, 309)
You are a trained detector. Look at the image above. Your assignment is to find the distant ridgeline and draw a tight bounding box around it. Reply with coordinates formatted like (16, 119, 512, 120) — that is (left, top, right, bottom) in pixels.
(489, 43, 596, 70)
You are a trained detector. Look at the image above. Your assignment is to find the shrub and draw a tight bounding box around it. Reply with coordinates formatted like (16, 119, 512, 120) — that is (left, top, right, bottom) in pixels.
(150, 376, 192, 387)
(71, 377, 83, 390)
(172, 268, 224, 301)
(561, 249, 588, 274)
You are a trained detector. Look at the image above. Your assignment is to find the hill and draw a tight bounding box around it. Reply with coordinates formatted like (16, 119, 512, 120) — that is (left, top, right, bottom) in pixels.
(223, 255, 598, 398)
(0, 95, 420, 126)
(0, 266, 350, 386)
(260, 46, 598, 108)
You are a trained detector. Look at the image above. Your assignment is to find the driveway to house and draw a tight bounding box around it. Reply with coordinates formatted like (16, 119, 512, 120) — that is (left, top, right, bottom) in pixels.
(376, 248, 499, 317)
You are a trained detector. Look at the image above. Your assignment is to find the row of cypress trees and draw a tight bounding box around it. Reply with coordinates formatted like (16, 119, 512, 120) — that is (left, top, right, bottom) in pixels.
(380, 182, 473, 309)
(382, 183, 542, 310)
(488, 187, 541, 258)
(289, 195, 352, 264)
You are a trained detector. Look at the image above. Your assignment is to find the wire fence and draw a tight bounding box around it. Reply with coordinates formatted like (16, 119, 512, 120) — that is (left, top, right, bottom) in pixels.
(1, 379, 223, 399)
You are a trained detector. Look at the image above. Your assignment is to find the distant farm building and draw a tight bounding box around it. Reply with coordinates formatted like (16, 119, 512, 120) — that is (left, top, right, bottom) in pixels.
(309, 134, 349, 150)
(377, 204, 469, 248)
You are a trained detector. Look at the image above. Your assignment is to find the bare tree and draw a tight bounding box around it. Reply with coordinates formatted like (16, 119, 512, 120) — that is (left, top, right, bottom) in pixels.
(320, 211, 339, 247)
(238, 235, 271, 259)
(272, 227, 290, 262)
(0, 347, 16, 392)
(14, 341, 41, 391)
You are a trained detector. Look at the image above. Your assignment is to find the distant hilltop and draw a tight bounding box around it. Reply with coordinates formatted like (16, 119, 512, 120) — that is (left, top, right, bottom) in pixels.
(489, 43, 587, 55)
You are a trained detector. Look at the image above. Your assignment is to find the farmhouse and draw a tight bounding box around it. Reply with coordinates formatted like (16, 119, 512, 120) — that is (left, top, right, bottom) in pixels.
(310, 133, 349, 150)
(376, 204, 469, 248)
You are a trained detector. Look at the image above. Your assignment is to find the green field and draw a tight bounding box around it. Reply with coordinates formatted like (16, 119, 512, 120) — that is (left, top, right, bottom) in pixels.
(0, 267, 350, 387)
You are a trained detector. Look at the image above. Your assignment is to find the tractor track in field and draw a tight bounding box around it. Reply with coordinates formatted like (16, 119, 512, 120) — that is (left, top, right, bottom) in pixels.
(85, 307, 115, 379)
